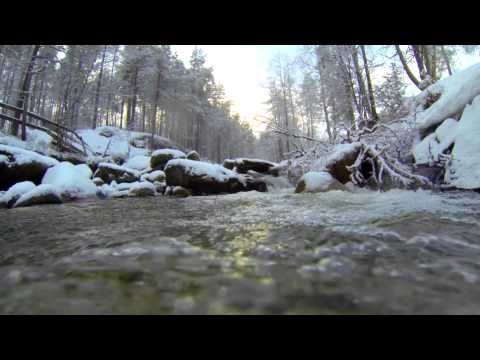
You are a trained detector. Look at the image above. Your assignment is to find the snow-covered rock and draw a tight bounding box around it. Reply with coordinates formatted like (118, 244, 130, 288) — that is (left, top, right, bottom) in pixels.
(223, 158, 278, 175)
(445, 95, 480, 189)
(128, 181, 156, 197)
(0, 181, 36, 208)
(164, 159, 267, 195)
(0, 144, 59, 190)
(124, 155, 151, 171)
(150, 149, 186, 170)
(312, 142, 363, 184)
(413, 117, 459, 165)
(140, 170, 166, 183)
(13, 184, 63, 208)
(171, 186, 191, 197)
(295, 171, 346, 193)
(186, 150, 201, 161)
(415, 63, 480, 132)
(93, 162, 140, 184)
(41, 161, 97, 199)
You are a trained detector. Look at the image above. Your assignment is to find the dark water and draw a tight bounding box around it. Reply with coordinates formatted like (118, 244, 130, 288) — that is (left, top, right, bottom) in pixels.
(1, 187, 480, 314)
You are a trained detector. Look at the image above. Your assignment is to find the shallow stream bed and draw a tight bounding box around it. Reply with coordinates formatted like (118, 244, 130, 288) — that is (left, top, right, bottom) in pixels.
(1, 188, 480, 314)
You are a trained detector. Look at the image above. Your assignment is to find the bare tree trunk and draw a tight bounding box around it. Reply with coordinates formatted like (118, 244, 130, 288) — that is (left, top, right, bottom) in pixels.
(92, 45, 107, 129)
(360, 45, 378, 124)
(106, 46, 118, 126)
(352, 46, 369, 123)
(12, 45, 41, 136)
(395, 45, 421, 90)
(441, 45, 453, 75)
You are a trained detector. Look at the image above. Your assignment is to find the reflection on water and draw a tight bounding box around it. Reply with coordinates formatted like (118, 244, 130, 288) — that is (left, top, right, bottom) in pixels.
(1, 188, 480, 314)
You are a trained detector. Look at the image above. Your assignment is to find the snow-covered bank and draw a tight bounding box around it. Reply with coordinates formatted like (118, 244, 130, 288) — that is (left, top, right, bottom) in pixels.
(412, 63, 480, 190)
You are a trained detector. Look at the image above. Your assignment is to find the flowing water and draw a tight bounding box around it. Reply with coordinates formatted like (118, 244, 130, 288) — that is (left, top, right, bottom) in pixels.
(1, 184, 480, 314)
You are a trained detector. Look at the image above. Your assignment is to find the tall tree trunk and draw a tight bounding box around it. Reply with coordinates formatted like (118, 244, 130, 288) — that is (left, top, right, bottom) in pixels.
(395, 45, 421, 90)
(441, 45, 453, 75)
(351, 46, 369, 123)
(150, 71, 162, 149)
(92, 45, 107, 129)
(360, 45, 378, 124)
(11, 45, 41, 136)
(106, 46, 119, 126)
(119, 97, 125, 129)
(141, 101, 146, 132)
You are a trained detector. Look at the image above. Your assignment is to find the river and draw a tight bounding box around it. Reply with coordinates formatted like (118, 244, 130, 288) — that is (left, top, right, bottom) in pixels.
(1, 186, 480, 314)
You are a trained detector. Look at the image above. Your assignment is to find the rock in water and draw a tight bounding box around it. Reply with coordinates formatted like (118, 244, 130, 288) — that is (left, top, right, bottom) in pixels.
(150, 149, 186, 170)
(171, 186, 191, 197)
(13, 184, 63, 208)
(323, 143, 362, 184)
(186, 151, 201, 161)
(128, 182, 156, 197)
(42, 162, 97, 200)
(295, 171, 346, 193)
(0, 144, 59, 191)
(0, 181, 36, 208)
(164, 159, 267, 195)
(223, 158, 278, 175)
(93, 162, 140, 184)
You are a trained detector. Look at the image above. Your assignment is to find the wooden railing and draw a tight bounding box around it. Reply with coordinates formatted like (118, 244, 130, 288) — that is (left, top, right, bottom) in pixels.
(0, 101, 92, 156)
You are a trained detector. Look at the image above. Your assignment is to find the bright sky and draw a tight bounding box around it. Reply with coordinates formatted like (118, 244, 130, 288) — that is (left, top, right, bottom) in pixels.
(172, 45, 300, 133)
(171, 45, 479, 135)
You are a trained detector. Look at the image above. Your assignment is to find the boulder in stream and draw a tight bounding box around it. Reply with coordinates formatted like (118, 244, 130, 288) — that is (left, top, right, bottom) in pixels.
(13, 184, 63, 208)
(295, 171, 346, 193)
(0, 144, 59, 191)
(165, 159, 267, 195)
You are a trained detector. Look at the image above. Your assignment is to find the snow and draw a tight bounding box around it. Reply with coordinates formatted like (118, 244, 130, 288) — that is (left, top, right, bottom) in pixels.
(233, 158, 277, 166)
(97, 162, 141, 177)
(0, 129, 53, 154)
(151, 148, 186, 158)
(413, 118, 459, 165)
(115, 182, 138, 191)
(435, 118, 458, 143)
(77, 127, 149, 159)
(140, 170, 165, 182)
(124, 155, 151, 171)
(75, 163, 93, 179)
(413, 133, 438, 165)
(13, 184, 61, 207)
(300, 171, 339, 192)
(445, 95, 480, 189)
(97, 183, 116, 198)
(415, 63, 480, 131)
(128, 181, 156, 195)
(0, 181, 36, 206)
(41, 161, 97, 198)
(312, 142, 362, 171)
(0, 144, 59, 167)
(25, 129, 53, 154)
(165, 159, 243, 184)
